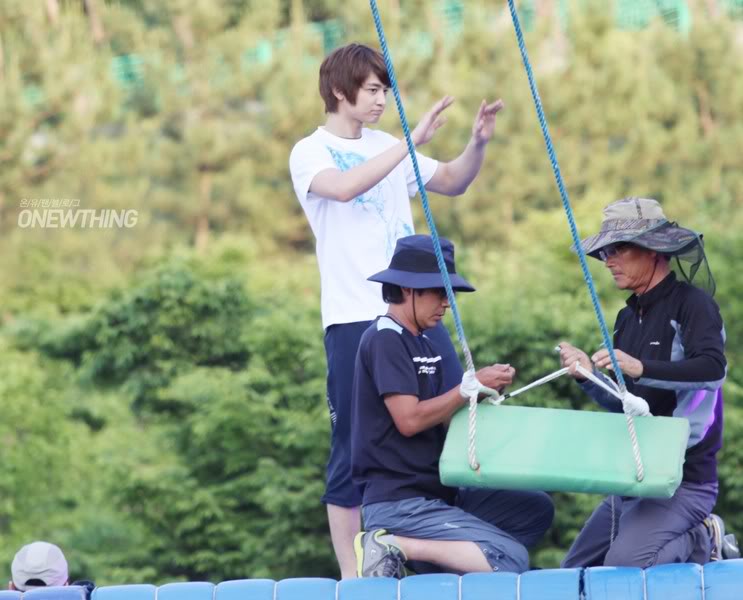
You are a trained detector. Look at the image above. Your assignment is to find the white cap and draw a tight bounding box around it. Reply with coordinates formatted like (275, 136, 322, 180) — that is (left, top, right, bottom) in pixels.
(11, 542, 69, 591)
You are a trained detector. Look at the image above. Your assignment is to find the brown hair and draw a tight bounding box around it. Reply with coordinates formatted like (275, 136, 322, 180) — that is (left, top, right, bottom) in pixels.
(319, 43, 391, 113)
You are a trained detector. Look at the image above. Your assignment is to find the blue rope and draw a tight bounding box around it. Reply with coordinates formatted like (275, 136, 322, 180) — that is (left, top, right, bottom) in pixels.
(369, 0, 475, 373)
(506, 0, 626, 392)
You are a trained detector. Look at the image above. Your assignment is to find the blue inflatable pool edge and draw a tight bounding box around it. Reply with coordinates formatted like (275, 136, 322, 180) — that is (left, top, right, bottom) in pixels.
(1, 561, 741, 600)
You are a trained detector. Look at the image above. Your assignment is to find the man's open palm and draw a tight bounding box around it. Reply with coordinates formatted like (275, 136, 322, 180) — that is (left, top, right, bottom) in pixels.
(411, 96, 454, 146)
(472, 99, 504, 145)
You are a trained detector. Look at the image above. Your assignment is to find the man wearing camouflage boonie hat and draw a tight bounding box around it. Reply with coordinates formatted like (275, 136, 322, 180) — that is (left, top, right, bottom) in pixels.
(557, 197, 738, 568)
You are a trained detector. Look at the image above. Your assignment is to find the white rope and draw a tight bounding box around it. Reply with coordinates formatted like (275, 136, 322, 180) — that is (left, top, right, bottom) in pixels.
(467, 391, 479, 470)
(461, 370, 499, 471)
(572, 364, 645, 482)
(573, 364, 621, 397)
(486, 367, 570, 405)
(624, 413, 645, 481)
(464, 355, 646, 481)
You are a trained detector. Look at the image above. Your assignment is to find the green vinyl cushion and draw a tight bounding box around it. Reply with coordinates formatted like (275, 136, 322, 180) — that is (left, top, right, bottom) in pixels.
(439, 405, 690, 498)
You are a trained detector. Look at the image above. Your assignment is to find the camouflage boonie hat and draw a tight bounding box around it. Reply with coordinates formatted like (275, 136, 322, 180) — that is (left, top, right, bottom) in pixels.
(578, 197, 698, 257)
(575, 197, 715, 296)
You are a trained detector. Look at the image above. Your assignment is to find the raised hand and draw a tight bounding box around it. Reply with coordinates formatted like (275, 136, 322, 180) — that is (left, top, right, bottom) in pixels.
(410, 96, 454, 147)
(471, 99, 504, 146)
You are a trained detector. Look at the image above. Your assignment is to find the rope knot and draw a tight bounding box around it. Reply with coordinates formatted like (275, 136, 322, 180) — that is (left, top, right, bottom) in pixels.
(621, 390, 651, 417)
(460, 369, 481, 401)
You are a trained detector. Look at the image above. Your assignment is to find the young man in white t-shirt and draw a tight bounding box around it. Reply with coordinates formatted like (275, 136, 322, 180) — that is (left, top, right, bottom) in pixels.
(289, 42, 504, 579)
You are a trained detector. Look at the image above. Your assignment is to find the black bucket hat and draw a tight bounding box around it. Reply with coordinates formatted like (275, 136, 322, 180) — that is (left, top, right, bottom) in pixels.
(575, 197, 715, 296)
(368, 234, 475, 292)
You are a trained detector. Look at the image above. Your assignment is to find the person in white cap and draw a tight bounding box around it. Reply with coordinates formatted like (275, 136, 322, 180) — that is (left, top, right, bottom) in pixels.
(9, 541, 69, 591)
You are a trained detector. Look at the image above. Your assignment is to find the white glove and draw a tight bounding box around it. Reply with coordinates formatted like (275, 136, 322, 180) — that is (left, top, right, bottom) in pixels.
(622, 391, 651, 417)
(460, 369, 482, 401)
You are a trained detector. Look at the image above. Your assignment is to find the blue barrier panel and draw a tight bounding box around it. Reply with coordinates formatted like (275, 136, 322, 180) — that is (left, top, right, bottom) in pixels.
(53, 562, 743, 600)
(584, 567, 644, 600)
(646, 563, 703, 600)
(0, 592, 22, 599)
(519, 569, 581, 600)
(400, 574, 459, 600)
(461, 572, 518, 600)
(92, 584, 156, 600)
(704, 559, 743, 600)
(215, 579, 276, 600)
(338, 576, 398, 600)
(23, 587, 87, 600)
(157, 582, 214, 600)
(276, 578, 337, 600)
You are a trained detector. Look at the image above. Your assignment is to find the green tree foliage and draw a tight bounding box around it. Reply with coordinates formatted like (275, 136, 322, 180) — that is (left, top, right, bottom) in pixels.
(77, 262, 252, 414)
(1, 0, 742, 584)
(9, 253, 334, 582)
(0, 341, 77, 545)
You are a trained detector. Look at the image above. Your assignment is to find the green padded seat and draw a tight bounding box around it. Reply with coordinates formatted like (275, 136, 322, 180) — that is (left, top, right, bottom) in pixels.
(440, 405, 689, 498)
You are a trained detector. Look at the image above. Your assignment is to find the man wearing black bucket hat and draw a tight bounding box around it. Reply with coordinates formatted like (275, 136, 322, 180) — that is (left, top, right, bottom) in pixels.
(351, 235, 554, 577)
(557, 197, 739, 568)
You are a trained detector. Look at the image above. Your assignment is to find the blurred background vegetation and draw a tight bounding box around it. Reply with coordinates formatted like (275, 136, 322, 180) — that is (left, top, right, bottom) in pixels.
(1, 0, 742, 584)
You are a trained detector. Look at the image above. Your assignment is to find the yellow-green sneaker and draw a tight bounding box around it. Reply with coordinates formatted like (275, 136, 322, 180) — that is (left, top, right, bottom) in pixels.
(354, 529, 407, 578)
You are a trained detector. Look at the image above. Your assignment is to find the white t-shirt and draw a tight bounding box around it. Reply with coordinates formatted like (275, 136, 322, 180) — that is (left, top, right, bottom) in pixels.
(290, 126, 439, 329)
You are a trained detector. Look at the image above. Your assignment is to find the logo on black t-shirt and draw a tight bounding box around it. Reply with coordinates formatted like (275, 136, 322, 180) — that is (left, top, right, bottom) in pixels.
(414, 355, 441, 376)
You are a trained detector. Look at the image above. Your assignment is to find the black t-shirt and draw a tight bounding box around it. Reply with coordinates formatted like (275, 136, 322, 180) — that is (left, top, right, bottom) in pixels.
(582, 272, 726, 483)
(351, 315, 457, 505)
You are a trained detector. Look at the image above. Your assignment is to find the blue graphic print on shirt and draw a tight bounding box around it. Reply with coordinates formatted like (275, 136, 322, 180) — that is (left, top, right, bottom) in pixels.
(327, 146, 414, 259)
